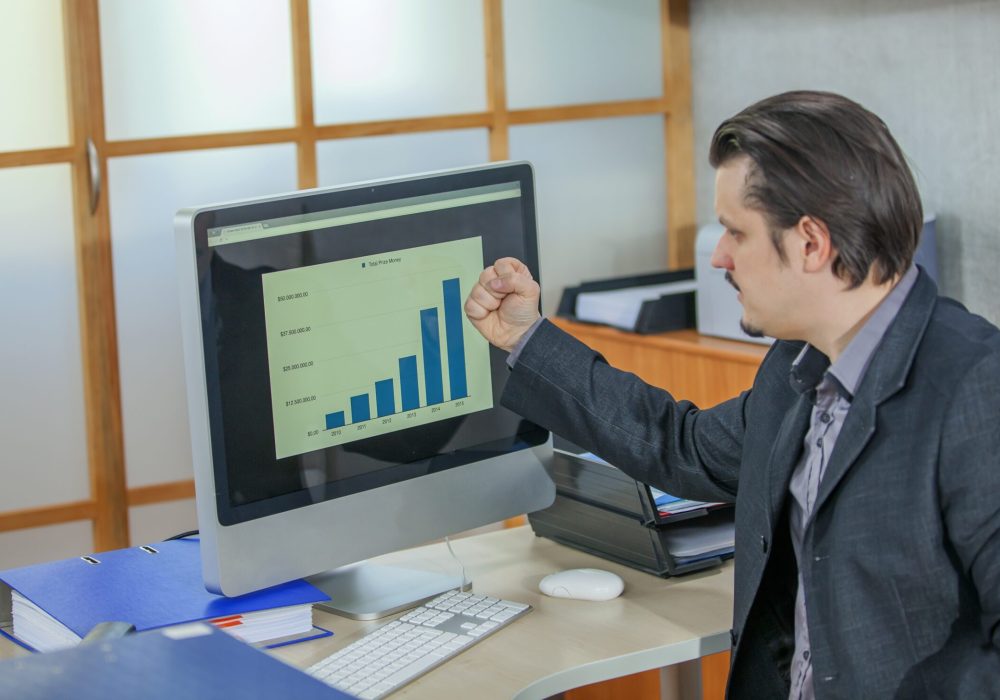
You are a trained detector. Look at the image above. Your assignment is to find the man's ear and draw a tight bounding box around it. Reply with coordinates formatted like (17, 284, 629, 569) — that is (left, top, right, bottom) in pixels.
(792, 215, 834, 272)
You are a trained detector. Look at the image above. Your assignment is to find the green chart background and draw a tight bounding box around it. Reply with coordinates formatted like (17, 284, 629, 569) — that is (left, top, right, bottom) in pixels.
(261, 237, 493, 459)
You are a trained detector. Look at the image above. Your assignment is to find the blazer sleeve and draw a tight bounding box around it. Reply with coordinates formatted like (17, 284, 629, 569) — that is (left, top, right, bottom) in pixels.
(501, 319, 748, 503)
(935, 348, 1000, 688)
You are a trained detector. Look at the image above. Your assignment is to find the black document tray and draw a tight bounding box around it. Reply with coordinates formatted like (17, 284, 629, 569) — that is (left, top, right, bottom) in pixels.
(556, 268, 696, 334)
(547, 450, 722, 527)
(528, 493, 733, 578)
(530, 450, 734, 577)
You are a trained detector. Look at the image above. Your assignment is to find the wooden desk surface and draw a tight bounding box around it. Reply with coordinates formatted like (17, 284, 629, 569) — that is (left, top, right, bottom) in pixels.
(274, 526, 734, 699)
(0, 527, 733, 698)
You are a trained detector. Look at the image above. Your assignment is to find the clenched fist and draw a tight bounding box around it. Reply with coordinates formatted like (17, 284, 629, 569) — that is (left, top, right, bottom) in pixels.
(464, 258, 541, 352)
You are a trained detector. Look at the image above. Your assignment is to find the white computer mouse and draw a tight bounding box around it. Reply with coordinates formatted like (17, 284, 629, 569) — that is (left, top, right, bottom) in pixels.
(538, 568, 625, 601)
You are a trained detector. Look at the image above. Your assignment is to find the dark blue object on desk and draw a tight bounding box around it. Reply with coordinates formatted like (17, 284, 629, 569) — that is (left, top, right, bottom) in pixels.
(0, 624, 351, 700)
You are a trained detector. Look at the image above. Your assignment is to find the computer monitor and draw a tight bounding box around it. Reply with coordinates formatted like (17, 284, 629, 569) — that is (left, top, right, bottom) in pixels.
(175, 162, 555, 617)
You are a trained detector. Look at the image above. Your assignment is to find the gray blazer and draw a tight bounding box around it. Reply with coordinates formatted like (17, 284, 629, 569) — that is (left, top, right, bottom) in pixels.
(503, 270, 1000, 698)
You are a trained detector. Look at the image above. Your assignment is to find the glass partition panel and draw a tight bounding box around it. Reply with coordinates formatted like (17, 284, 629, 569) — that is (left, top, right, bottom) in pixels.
(99, 0, 295, 140)
(108, 144, 297, 488)
(129, 500, 197, 547)
(0, 165, 90, 511)
(504, 0, 662, 109)
(0, 522, 94, 570)
(311, 0, 487, 124)
(317, 129, 489, 187)
(509, 116, 667, 316)
(0, 0, 69, 151)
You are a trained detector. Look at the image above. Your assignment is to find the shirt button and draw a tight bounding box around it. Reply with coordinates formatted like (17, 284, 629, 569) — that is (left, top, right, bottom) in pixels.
(820, 412, 831, 423)
(816, 437, 823, 447)
(803, 650, 810, 661)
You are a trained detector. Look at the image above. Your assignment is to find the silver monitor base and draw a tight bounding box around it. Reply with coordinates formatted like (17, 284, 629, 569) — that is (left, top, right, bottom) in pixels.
(307, 564, 469, 620)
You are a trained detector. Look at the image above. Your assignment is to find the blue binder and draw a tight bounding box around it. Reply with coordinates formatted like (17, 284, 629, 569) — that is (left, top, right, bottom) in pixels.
(0, 538, 330, 650)
(0, 623, 351, 700)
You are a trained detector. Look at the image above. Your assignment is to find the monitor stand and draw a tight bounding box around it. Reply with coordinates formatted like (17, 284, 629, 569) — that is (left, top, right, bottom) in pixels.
(307, 564, 469, 620)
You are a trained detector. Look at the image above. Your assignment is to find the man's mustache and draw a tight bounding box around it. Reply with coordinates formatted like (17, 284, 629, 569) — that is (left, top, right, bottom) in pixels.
(725, 272, 740, 293)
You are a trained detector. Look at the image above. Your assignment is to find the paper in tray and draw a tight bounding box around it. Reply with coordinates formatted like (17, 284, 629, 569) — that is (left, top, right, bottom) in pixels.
(556, 269, 696, 334)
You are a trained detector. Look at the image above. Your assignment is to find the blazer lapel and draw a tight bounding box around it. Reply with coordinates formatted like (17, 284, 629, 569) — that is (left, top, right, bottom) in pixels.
(812, 270, 938, 516)
(766, 391, 814, 528)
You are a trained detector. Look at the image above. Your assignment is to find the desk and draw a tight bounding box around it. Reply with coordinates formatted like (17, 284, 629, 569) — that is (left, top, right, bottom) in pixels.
(276, 526, 733, 699)
(0, 527, 732, 698)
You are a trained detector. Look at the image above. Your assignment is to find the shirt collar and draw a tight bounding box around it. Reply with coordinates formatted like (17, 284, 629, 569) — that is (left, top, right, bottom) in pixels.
(790, 266, 919, 398)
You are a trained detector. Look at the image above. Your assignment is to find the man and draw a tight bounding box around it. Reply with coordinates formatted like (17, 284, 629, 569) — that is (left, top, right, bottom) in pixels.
(464, 91, 1000, 698)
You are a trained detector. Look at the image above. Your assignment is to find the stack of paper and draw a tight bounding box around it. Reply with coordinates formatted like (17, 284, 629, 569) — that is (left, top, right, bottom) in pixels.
(210, 604, 316, 646)
(575, 280, 697, 330)
(648, 486, 727, 517)
(659, 512, 735, 565)
(0, 538, 330, 653)
(10, 591, 79, 651)
(568, 450, 610, 465)
(11, 592, 316, 652)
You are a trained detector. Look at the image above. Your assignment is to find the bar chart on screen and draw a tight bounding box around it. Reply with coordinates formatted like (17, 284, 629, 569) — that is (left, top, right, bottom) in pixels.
(261, 237, 493, 459)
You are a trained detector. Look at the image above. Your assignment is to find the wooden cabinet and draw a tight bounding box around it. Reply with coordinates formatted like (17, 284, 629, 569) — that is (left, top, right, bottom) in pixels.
(551, 318, 767, 700)
(550, 318, 767, 409)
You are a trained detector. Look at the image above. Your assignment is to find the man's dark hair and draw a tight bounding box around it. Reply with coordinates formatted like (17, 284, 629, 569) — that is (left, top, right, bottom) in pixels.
(709, 91, 922, 287)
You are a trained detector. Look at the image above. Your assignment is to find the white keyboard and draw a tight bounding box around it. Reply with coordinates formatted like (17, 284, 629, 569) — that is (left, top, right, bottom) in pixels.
(306, 590, 531, 699)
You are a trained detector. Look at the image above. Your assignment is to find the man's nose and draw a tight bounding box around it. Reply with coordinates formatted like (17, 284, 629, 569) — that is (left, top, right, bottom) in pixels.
(710, 235, 733, 270)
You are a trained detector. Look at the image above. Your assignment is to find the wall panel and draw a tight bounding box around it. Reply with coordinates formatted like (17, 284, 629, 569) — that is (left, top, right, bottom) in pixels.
(107, 144, 297, 488)
(0, 165, 90, 512)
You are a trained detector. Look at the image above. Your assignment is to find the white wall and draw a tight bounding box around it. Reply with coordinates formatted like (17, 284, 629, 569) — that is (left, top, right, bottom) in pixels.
(690, 0, 1000, 324)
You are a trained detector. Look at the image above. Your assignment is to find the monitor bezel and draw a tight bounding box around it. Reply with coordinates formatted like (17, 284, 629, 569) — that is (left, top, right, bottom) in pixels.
(175, 162, 556, 596)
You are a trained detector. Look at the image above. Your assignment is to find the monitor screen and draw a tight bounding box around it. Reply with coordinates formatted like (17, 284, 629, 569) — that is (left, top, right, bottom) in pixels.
(176, 162, 555, 602)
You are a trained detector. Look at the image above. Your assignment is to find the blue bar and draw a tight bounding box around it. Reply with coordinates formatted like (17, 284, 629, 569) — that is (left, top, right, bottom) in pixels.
(420, 308, 444, 405)
(375, 379, 395, 417)
(399, 355, 419, 411)
(350, 394, 371, 423)
(325, 411, 345, 429)
(442, 278, 468, 399)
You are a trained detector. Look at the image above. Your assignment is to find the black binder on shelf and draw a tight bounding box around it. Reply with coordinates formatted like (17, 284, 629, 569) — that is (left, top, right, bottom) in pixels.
(528, 449, 734, 578)
(556, 268, 696, 334)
